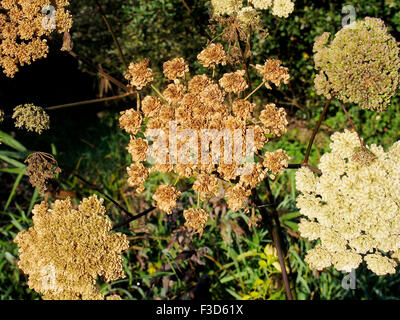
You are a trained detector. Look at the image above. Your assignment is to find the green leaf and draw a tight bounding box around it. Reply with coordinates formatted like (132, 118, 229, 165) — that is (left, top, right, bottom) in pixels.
(280, 211, 301, 221)
(4, 173, 24, 211)
(283, 220, 299, 231)
(0, 153, 26, 168)
(0, 131, 26, 152)
(0, 167, 26, 174)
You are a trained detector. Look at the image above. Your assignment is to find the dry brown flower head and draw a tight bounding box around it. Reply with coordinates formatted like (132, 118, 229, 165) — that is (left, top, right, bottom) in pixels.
(163, 57, 189, 81)
(197, 43, 227, 69)
(219, 69, 248, 93)
(255, 59, 290, 89)
(183, 208, 209, 236)
(14, 195, 129, 300)
(119, 108, 142, 134)
(25, 152, 61, 194)
(125, 59, 154, 90)
(152, 184, 181, 214)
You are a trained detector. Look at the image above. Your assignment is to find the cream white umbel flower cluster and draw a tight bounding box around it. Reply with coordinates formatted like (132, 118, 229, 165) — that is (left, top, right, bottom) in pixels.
(296, 130, 400, 276)
(211, 0, 294, 19)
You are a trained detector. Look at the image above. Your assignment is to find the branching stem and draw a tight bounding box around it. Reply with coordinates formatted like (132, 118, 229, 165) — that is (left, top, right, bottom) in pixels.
(95, 0, 129, 70)
(46, 93, 134, 111)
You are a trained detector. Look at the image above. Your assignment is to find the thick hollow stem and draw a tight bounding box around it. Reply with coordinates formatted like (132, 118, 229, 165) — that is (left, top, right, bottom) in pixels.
(303, 98, 332, 165)
(253, 183, 293, 300)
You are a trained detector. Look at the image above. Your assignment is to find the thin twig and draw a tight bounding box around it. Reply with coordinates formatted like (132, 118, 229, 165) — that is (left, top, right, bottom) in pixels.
(245, 80, 266, 100)
(61, 166, 135, 219)
(303, 98, 332, 165)
(235, 27, 253, 97)
(68, 50, 130, 92)
(180, 0, 192, 14)
(46, 92, 134, 111)
(95, 0, 129, 70)
(112, 206, 156, 230)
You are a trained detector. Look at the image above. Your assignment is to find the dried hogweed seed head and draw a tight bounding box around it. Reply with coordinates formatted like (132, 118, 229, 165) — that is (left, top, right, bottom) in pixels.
(200, 83, 226, 106)
(163, 83, 187, 105)
(0, 0, 72, 77)
(351, 146, 377, 166)
(188, 74, 213, 94)
(232, 99, 255, 119)
(225, 184, 251, 212)
(211, 0, 243, 16)
(297, 130, 400, 275)
(152, 184, 181, 214)
(263, 149, 289, 179)
(120, 53, 290, 228)
(192, 173, 219, 200)
(141, 96, 162, 117)
(259, 103, 288, 136)
(126, 137, 148, 162)
(313, 17, 400, 112)
(197, 43, 227, 69)
(255, 59, 290, 89)
(125, 59, 154, 90)
(183, 208, 209, 235)
(119, 109, 142, 134)
(219, 70, 248, 93)
(14, 195, 129, 300)
(12, 104, 49, 134)
(25, 152, 61, 194)
(163, 57, 189, 81)
(127, 163, 149, 188)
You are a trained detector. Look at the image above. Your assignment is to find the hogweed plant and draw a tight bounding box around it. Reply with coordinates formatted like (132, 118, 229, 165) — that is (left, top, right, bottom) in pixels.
(119, 50, 291, 236)
(1, 0, 400, 300)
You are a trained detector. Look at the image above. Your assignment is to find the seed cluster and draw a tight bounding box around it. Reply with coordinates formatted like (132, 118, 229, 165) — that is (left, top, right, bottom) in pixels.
(120, 44, 290, 235)
(296, 130, 400, 275)
(313, 17, 400, 112)
(0, 0, 72, 77)
(12, 104, 50, 134)
(25, 152, 61, 194)
(14, 196, 129, 299)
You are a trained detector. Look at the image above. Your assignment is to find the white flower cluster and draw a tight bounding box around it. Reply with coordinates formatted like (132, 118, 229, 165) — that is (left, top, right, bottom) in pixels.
(211, 0, 294, 18)
(296, 130, 400, 276)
